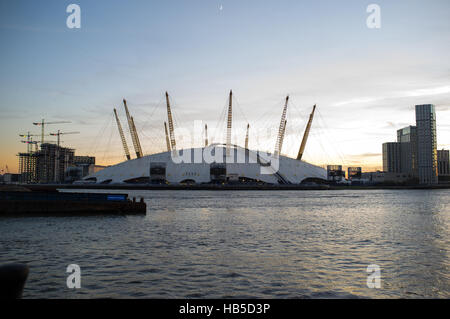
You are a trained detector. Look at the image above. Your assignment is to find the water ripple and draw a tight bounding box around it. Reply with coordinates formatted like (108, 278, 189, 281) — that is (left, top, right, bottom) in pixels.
(0, 189, 449, 298)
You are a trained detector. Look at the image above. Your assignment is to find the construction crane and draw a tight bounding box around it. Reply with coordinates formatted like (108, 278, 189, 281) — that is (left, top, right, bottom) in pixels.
(21, 140, 38, 153)
(20, 132, 41, 153)
(226, 90, 232, 156)
(20, 132, 54, 153)
(49, 130, 80, 147)
(49, 130, 78, 184)
(274, 96, 289, 157)
(204, 124, 208, 147)
(0, 165, 10, 175)
(123, 99, 143, 158)
(165, 92, 177, 152)
(164, 122, 171, 152)
(22, 139, 58, 152)
(244, 124, 250, 149)
(114, 108, 131, 160)
(19, 133, 49, 139)
(296, 104, 316, 161)
(32, 120, 71, 144)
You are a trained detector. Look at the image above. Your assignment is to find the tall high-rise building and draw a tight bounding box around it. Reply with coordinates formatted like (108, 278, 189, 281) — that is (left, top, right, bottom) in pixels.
(437, 149, 449, 177)
(36, 143, 75, 184)
(327, 165, 346, 182)
(415, 104, 438, 184)
(397, 126, 418, 176)
(347, 167, 362, 180)
(382, 142, 402, 173)
(18, 152, 38, 183)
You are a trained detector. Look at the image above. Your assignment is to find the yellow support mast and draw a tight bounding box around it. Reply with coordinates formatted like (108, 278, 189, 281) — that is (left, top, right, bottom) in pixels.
(164, 122, 171, 152)
(274, 96, 289, 156)
(165, 92, 177, 151)
(123, 99, 143, 158)
(296, 104, 316, 161)
(226, 90, 232, 156)
(114, 108, 131, 160)
(244, 123, 250, 149)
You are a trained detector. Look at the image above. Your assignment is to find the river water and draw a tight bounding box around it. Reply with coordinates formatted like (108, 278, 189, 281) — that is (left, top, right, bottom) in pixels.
(0, 189, 449, 298)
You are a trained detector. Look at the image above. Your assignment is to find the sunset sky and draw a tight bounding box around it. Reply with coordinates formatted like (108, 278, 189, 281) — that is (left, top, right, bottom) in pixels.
(1, 0, 449, 173)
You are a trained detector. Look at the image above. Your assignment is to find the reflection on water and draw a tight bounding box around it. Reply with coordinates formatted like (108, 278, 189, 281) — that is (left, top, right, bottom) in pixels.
(0, 189, 449, 298)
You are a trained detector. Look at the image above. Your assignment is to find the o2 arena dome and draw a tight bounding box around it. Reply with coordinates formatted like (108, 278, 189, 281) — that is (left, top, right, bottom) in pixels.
(80, 92, 327, 185)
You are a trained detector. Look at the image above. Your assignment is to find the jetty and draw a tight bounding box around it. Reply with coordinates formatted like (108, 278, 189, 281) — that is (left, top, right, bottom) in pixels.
(0, 187, 146, 216)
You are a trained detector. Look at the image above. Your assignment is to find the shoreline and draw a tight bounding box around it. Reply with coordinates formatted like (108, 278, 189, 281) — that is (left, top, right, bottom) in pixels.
(14, 183, 450, 192)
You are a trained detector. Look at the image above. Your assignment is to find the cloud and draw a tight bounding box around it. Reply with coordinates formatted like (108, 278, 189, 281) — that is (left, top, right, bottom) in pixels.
(403, 85, 450, 97)
(355, 153, 382, 158)
(333, 97, 380, 107)
(383, 121, 411, 129)
(0, 24, 65, 33)
(435, 104, 450, 112)
(332, 85, 450, 107)
(0, 108, 39, 120)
